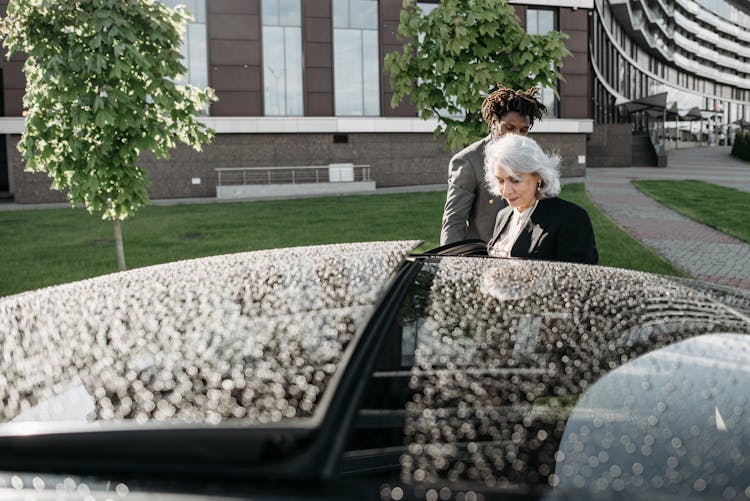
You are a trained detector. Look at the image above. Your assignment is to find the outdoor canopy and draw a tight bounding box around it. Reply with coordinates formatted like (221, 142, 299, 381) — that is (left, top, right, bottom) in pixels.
(615, 92, 667, 113)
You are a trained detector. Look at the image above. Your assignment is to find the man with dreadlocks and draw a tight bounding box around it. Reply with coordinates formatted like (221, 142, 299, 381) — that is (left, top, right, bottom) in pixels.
(440, 86, 546, 245)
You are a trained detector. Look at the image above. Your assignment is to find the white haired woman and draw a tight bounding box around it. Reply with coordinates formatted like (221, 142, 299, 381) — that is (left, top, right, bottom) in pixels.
(484, 134, 598, 264)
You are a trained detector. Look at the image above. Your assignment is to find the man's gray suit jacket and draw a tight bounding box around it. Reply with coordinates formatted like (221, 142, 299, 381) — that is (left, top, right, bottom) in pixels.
(440, 136, 506, 245)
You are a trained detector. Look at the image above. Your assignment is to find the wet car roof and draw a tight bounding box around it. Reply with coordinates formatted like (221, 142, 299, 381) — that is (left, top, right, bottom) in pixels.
(2, 244, 750, 499)
(0, 241, 419, 429)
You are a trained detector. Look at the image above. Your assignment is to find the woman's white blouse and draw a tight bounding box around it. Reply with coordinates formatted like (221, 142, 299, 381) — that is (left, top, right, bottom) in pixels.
(489, 200, 539, 258)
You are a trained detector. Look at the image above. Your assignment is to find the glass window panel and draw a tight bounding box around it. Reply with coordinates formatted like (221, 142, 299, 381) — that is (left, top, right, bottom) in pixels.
(333, 1, 380, 116)
(263, 2, 303, 116)
(527, 9, 555, 34)
(527, 8, 557, 117)
(362, 29, 380, 116)
(279, 0, 301, 26)
(350, 0, 378, 29)
(526, 9, 538, 34)
(262, 0, 279, 26)
(175, 33, 189, 86)
(188, 23, 208, 90)
(195, 0, 206, 23)
(182, 0, 197, 16)
(263, 26, 286, 115)
(164, 0, 202, 25)
(334, 29, 364, 115)
(539, 10, 555, 33)
(542, 87, 556, 116)
(418, 2, 438, 14)
(333, 0, 349, 28)
(284, 27, 304, 115)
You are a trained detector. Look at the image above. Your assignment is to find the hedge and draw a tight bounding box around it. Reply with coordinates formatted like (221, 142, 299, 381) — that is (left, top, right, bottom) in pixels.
(732, 130, 750, 162)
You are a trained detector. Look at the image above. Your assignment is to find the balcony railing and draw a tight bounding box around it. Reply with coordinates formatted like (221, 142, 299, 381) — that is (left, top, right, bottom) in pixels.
(216, 164, 371, 187)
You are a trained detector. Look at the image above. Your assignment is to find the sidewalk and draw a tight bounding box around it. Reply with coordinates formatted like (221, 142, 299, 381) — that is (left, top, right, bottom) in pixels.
(0, 183, 452, 211)
(0, 177, 586, 211)
(586, 146, 750, 291)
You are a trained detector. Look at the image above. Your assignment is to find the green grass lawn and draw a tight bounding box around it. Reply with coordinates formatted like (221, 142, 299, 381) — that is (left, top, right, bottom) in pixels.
(633, 180, 750, 244)
(0, 183, 684, 298)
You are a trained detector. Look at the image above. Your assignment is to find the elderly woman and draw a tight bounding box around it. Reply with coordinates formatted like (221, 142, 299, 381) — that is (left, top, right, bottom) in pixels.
(484, 134, 598, 264)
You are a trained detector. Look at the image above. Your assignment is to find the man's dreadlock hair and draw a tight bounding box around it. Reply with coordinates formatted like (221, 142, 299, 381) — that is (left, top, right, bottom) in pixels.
(481, 86, 546, 132)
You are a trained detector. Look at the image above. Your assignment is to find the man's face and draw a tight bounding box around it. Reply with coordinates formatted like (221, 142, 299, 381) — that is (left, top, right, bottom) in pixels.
(493, 111, 531, 138)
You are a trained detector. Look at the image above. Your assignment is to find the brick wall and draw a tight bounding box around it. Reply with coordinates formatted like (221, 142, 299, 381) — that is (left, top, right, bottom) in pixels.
(586, 124, 632, 167)
(11, 131, 588, 203)
(535, 133, 587, 177)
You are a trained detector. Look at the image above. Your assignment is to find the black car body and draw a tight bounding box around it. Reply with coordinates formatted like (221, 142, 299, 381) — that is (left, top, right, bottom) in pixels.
(1, 240, 750, 500)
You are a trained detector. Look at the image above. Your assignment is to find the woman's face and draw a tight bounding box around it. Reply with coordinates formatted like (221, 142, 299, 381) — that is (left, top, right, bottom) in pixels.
(493, 163, 540, 211)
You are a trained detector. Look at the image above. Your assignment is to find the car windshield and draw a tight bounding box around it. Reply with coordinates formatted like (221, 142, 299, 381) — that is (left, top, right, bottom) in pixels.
(349, 256, 750, 499)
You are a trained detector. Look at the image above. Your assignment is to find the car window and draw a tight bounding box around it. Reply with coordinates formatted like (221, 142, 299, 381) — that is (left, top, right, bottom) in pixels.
(343, 256, 750, 499)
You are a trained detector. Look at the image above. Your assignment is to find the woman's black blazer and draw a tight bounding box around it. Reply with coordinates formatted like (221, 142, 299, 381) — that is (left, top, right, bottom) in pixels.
(487, 196, 598, 265)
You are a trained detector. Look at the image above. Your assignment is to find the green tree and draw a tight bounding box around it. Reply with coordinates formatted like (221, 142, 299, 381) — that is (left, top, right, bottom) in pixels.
(0, 0, 216, 271)
(384, 0, 570, 151)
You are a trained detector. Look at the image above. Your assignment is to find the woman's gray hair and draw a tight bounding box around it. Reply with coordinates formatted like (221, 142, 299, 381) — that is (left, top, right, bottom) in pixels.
(483, 134, 561, 199)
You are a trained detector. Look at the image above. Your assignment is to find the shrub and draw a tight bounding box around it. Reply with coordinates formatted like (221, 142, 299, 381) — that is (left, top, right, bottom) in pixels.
(732, 131, 750, 162)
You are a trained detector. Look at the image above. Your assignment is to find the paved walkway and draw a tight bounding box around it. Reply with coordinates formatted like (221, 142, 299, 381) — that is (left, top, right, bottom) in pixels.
(0, 183, 457, 211)
(586, 146, 750, 291)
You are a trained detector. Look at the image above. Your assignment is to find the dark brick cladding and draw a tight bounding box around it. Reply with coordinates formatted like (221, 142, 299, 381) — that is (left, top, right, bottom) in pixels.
(11, 132, 586, 203)
(559, 8, 591, 120)
(535, 133, 586, 177)
(587, 124, 633, 167)
(208, 0, 262, 116)
(302, 0, 334, 115)
(8, 135, 68, 203)
(0, 0, 26, 116)
(380, 0, 417, 117)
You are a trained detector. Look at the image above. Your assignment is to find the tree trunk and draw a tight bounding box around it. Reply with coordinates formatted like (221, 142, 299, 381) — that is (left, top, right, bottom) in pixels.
(114, 219, 127, 271)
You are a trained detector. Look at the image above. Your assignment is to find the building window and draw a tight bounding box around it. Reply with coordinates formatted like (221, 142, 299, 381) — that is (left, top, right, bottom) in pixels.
(418, 1, 439, 14)
(526, 8, 558, 117)
(333, 0, 380, 116)
(262, 0, 303, 115)
(162, 0, 208, 91)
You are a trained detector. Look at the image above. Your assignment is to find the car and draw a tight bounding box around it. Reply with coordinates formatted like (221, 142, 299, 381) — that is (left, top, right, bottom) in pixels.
(1, 240, 750, 500)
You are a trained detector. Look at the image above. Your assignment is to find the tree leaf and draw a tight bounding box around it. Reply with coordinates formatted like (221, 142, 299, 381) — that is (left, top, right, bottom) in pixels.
(1, 0, 217, 267)
(383, 0, 571, 151)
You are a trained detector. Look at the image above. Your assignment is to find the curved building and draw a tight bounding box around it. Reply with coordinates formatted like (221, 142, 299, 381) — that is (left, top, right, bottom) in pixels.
(589, 0, 750, 165)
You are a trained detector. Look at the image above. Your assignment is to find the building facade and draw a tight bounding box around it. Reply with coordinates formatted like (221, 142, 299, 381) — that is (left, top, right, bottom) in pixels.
(0, 0, 595, 203)
(1, 0, 747, 202)
(588, 0, 750, 166)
